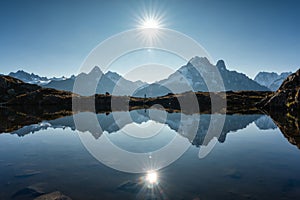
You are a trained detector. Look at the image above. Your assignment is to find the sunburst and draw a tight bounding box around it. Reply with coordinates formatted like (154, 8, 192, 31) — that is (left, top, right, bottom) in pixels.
(135, 13, 165, 46)
(135, 5, 166, 29)
(140, 17, 161, 29)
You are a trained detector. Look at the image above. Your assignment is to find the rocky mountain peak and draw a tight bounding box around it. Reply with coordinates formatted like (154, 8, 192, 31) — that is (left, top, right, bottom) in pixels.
(216, 60, 226, 70)
(189, 56, 211, 67)
(89, 66, 103, 75)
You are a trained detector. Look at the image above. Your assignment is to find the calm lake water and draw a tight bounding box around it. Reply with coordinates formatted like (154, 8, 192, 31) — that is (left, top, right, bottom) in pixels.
(1, 110, 300, 200)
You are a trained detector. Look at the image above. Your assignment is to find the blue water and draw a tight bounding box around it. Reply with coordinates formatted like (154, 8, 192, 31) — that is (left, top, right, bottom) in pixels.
(0, 111, 300, 200)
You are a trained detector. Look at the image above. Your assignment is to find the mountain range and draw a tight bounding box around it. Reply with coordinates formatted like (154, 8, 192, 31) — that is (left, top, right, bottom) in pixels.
(47, 67, 146, 96)
(133, 57, 269, 97)
(8, 70, 68, 85)
(254, 71, 292, 91)
(8, 57, 274, 96)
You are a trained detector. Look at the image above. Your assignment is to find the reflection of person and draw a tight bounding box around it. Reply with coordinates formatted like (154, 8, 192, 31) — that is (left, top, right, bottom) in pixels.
(143, 94, 147, 109)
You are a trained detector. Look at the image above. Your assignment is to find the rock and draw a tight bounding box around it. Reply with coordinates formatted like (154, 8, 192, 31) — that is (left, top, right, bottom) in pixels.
(278, 69, 300, 91)
(15, 169, 41, 178)
(258, 69, 300, 116)
(7, 88, 16, 95)
(224, 168, 242, 179)
(33, 191, 72, 200)
(117, 180, 141, 193)
(12, 186, 45, 199)
(2, 95, 9, 101)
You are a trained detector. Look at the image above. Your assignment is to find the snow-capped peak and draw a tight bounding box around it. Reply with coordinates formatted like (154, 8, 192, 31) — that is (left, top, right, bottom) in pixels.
(188, 56, 211, 67)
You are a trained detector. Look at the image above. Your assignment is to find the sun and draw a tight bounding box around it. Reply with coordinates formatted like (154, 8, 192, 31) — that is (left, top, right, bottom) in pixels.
(136, 9, 165, 29)
(141, 18, 160, 29)
(135, 9, 166, 45)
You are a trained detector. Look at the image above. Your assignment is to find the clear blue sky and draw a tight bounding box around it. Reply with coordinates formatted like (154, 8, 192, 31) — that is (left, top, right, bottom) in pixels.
(0, 0, 299, 79)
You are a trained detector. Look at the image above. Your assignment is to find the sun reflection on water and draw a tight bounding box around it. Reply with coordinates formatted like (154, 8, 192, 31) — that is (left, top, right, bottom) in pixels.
(146, 171, 158, 185)
(136, 170, 167, 199)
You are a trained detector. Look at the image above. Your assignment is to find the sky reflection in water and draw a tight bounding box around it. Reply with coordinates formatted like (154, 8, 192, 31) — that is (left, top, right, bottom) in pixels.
(0, 111, 300, 200)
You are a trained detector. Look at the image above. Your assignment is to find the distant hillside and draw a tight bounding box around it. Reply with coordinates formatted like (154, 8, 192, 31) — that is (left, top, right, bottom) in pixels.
(0, 75, 40, 102)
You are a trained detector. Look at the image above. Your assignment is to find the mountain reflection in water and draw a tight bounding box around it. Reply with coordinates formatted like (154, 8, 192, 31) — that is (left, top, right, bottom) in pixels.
(1, 106, 295, 149)
(0, 106, 300, 200)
